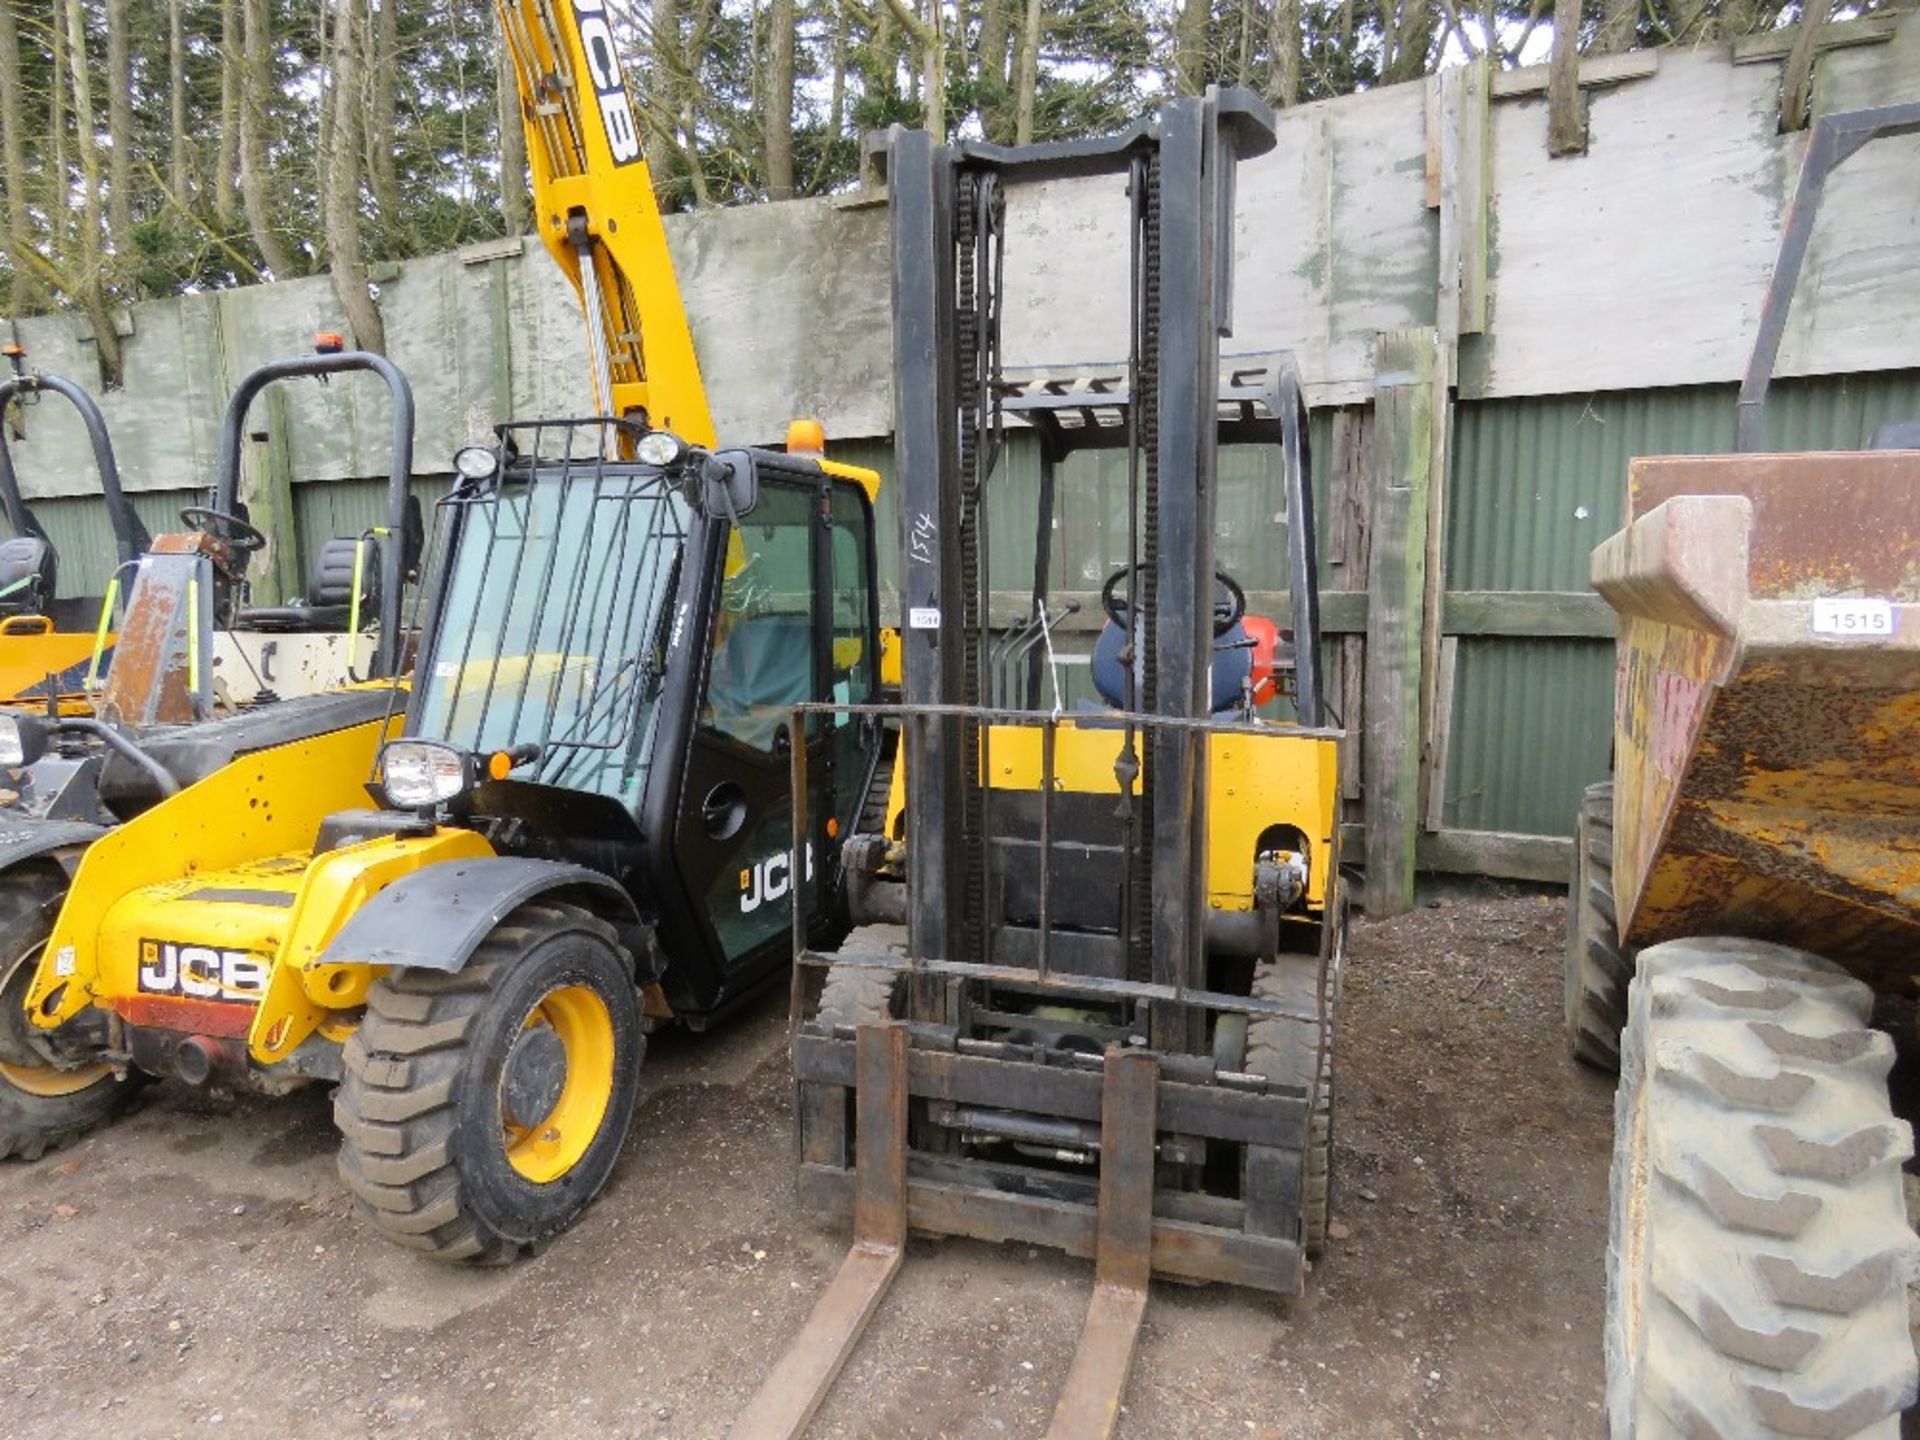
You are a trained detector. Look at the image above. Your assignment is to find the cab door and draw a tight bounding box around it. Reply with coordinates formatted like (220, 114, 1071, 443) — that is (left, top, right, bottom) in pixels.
(655, 470, 878, 1012)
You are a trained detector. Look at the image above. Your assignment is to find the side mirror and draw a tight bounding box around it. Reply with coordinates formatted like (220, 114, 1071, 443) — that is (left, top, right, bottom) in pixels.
(700, 449, 759, 519)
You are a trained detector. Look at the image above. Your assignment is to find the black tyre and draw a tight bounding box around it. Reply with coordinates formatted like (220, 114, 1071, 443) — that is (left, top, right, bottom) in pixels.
(333, 902, 643, 1264)
(1566, 781, 1632, 1072)
(1245, 912, 1343, 1260)
(0, 867, 135, 1161)
(1607, 938, 1919, 1438)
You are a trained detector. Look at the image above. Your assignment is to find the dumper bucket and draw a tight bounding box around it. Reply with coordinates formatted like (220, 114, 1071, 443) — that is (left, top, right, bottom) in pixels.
(1593, 450, 1920, 976)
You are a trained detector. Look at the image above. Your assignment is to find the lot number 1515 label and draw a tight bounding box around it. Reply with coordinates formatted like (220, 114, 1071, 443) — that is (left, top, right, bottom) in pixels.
(1811, 597, 1894, 638)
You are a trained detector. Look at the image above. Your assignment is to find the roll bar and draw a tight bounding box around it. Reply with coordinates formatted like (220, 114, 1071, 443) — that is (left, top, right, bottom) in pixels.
(0, 370, 151, 565)
(214, 350, 416, 679)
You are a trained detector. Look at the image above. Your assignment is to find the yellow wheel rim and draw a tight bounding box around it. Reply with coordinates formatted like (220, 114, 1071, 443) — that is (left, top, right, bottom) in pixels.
(500, 984, 616, 1184)
(0, 937, 113, 1098)
(0, 1057, 114, 1098)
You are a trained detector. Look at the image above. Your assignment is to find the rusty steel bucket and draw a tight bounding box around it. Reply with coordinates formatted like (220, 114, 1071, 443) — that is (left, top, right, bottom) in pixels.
(1592, 449, 1920, 984)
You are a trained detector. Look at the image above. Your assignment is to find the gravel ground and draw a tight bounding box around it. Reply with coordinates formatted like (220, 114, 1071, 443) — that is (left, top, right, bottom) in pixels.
(0, 889, 1618, 1438)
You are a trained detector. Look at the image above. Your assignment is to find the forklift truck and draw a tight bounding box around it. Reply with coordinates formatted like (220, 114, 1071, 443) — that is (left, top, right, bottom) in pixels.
(736, 87, 1346, 1440)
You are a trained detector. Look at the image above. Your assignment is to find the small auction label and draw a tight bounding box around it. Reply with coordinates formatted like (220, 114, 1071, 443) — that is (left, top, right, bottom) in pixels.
(1811, 598, 1893, 638)
(909, 607, 941, 630)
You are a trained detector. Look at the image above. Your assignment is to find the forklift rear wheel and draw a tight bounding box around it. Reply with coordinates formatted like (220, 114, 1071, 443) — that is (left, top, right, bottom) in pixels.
(334, 902, 643, 1263)
(0, 867, 135, 1162)
(1607, 938, 1919, 1438)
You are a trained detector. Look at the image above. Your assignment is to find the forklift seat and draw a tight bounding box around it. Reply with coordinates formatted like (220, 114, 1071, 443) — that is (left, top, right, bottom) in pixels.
(235, 535, 379, 633)
(0, 535, 55, 616)
(1089, 615, 1292, 714)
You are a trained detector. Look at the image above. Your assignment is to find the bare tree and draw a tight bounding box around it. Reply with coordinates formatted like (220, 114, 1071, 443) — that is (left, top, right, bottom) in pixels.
(50, 1, 70, 250)
(369, 0, 400, 218)
(1778, 0, 1833, 133)
(765, 0, 796, 198)
(880, 0, 946, 140)
(496, 38, 529, 234)
(215, 0, 240, 227)
(169, 0, 192, 201)
(1267, 0, 1300, 106)
(241, 0, 300, 276)
(0, 0, 41, 308)
(326, 0, 385, 350)
(106, 0, 133, 241)
(63, 0, 125, 381)
(1173, 0, 1208, 96)
(1013, 0, 1042, 141)
(1547, 0, 1587, 153)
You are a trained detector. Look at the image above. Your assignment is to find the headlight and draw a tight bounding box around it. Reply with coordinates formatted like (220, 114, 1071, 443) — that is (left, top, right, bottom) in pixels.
(0, 714, 48, 767)
(381, 741, 471, 809)
(635, 430, 688, 468)
(453, 444, 499, 481)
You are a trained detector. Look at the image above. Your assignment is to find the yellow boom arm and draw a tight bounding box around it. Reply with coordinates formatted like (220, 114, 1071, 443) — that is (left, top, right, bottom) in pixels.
(497, 0, 716, 446)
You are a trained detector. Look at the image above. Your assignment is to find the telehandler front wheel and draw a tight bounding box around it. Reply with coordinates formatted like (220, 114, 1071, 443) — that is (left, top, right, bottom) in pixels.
(0, 867, 136, 1161)
(334, 902, 643, 1264)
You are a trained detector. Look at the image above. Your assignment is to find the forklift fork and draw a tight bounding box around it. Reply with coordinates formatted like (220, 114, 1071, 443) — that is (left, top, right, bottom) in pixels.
(731, 1027, 1163, 1440)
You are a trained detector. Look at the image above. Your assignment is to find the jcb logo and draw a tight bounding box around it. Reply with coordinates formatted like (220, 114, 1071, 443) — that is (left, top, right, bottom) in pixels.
(570, 0, 643, 166)
(740, 845, 814, 914)
(137, 941, 269, 1002)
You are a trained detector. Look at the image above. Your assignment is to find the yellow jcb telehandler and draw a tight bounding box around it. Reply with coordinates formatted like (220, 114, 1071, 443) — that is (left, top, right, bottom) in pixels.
(1, 0, 890, 1270)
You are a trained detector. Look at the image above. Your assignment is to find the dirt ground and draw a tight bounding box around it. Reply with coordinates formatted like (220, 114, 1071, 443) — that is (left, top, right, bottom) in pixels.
(0, 890, 1618, 1439)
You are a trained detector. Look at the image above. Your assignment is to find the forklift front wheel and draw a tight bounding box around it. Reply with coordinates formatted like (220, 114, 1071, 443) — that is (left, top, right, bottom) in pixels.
(334, 902, 644, 1263)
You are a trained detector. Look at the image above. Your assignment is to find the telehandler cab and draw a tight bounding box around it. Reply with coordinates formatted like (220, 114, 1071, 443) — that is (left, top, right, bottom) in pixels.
(0, 0, 888, 1267)
(737, 88, 1346, 1439)
(0, 354, 152, 714)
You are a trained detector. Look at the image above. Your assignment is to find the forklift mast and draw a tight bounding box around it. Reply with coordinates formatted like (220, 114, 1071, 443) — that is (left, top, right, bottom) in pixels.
(891, 88, 1305, 1006)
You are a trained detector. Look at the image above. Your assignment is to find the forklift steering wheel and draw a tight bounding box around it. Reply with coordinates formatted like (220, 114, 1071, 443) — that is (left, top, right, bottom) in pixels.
(1101, 563, 1246, 637)
(179, 506, 269, 553)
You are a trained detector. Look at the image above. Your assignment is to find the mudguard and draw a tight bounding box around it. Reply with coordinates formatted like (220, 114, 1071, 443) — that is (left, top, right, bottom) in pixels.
(0, 817, 108, 877)
(313, 855, 651, 979)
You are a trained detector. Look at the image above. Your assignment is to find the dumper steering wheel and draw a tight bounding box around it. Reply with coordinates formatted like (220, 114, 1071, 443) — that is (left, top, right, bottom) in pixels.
(1101, 562, 1246, 637)
(179, 506, 269, 553)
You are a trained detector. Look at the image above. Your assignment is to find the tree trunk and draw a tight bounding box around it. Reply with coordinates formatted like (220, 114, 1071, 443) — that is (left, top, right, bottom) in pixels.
(1593, 0, 1635, 52)
(1381, 0, 1436, 83)
(242, 0, 300, 277)
(50, 2, 70, 251)
(827, 0, 849, 140)
(369, 0, 399, 218)
(911, 0, 945, 141)
(496, 36, 529, 234)
(1546, 0, 1587, 154)
(169, 0, 192, 201)
(1267, 0, 1300, 105)
(64, 0, 125, 384)
(0, 0, 40, 309)
(106, 0, 133, 240)
(644, 0, 681, 186)
(1778, 0, 1833, 133)
(1174, 0, 1209, 96)
(976, 0, 1011, 143)
(326, 0, 385, 352)
(765, 0, 796, 198)
(215, 0, 240, 227)
(1014, 0, 1042, 142)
